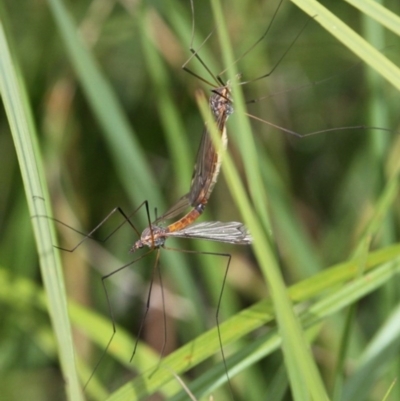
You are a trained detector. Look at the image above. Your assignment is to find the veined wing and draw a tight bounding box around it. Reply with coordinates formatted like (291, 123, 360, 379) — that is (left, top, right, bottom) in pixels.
(154, 193, 191, 224)
(188, 87, 232, 206)
(153, 87, 232, 225)
(153, 122, 219, 225)
(165, 221, 252, 245)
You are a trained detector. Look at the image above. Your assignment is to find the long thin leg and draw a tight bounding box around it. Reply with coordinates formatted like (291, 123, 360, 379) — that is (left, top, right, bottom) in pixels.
(35, 201, 149, 252)
(186, 0, 299, 90)
(183, 0, 222, 87)
(147, 249, 168, 378)
(215, 252, 235, 400)
(182, 30, 220, 88)
(236, 13, 315, 86)
(162, 245, 235, 398)
(83, 247, 155, 389)
(246, 112, 390, 138)
(130, 248, 162, 363)
(218, 0, 285, 78)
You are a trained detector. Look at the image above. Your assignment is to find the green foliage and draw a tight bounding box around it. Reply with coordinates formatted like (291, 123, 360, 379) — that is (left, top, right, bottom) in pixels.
(0, 0, 399, 400)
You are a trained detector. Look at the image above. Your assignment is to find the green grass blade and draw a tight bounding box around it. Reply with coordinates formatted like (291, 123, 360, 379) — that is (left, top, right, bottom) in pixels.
(0, 6, 82, 401)
(208, 1, 330, 399)
(102, 243, 400, 400)
(346, 0, 400, 35)
(2, 1, 399, 399)
(342, 302, 400, 400)
(196, 91, 327, 399)
(291, 0, 400, 90)
(46, 0, 160, 212)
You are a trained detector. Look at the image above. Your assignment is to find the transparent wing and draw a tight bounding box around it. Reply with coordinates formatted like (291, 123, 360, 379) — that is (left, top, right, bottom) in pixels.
(154, 193, 191, 224)
(155, 88, 232, 225)
(165, 221, 252, 245)
(188, 122, 227, 206)
(188, 89, 231, 206)
(154, 123, 222, 224)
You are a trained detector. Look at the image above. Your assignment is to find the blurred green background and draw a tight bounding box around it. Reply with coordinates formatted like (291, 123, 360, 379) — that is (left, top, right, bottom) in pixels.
(0, 0, 400, 400)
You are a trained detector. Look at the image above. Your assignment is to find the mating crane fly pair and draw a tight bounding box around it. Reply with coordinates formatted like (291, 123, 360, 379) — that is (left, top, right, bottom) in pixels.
(46, 55, 245, 394)
(57, 67, 248, 390)
(133, 84, 250, 251)
(47, 0, 389, 395)
(52, 8, 255, 388)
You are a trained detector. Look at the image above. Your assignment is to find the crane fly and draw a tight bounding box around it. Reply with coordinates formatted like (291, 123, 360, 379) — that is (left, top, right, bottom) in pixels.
(184, 0, 389, 144)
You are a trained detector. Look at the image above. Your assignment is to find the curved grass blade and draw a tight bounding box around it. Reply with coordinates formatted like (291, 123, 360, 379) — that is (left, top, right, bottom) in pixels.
(0, 7, 83, 401)
(205, 1, 329, 398)
(46, 0, 211, 341)
(103, 243, 400, 400)
(291, 0, 400, 91)
(346, 0, 400, 36)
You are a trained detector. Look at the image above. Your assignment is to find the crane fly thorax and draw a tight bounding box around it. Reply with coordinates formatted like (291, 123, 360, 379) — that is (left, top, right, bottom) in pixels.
(130, 225, 166, 252)
(210, 86, 234, 119)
